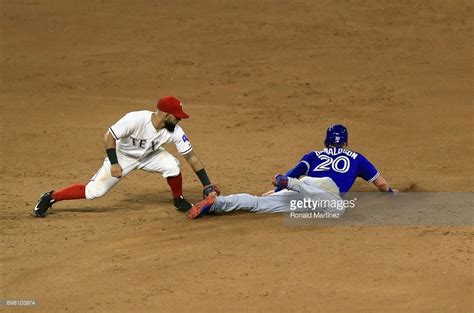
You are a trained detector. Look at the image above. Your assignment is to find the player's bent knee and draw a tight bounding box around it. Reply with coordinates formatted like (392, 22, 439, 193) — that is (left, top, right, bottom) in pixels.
(160, 157, 181, 177)
(162, 165, 181, 178)
(85, 182, 110, 200)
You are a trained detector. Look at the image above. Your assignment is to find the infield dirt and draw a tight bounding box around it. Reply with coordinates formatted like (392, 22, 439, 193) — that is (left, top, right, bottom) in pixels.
(1, 1, 473, 312)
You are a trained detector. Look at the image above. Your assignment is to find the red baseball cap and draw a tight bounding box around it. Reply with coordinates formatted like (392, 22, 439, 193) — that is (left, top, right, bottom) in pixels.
(157, 96, 189, 119)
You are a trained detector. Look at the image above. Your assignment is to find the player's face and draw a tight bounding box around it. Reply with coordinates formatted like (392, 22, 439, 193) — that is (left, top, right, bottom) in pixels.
(164, 114, 180, 132)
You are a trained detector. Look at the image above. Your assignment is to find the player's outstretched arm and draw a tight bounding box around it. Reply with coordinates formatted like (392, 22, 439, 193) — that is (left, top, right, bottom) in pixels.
(182, 150, 204, 172)
(373, 175, 397, 193)
(103, 130, 123, 178)
(182, 150, 212, 186)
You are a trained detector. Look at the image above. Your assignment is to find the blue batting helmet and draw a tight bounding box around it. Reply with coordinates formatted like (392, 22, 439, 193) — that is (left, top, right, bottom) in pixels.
(324, 124, 348, 147)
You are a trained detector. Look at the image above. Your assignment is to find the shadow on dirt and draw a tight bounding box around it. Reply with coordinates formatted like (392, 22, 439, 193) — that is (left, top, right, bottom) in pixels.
(50, 190, 203, 214)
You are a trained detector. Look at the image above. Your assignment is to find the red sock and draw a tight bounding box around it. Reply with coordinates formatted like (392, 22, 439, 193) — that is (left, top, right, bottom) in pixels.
(52, 184, 86, 202)
(166, 173, 183, 199)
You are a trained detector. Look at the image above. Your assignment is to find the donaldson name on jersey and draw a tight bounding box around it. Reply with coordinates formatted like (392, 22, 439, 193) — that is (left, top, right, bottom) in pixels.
(289, 147, 379, 193)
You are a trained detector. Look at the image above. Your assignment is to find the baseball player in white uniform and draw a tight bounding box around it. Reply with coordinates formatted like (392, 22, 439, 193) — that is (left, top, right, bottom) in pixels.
(34, 96, 215, 217)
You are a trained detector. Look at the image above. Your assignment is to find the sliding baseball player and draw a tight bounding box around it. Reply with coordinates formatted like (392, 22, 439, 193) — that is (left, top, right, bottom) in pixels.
(188, 124, 396, 218)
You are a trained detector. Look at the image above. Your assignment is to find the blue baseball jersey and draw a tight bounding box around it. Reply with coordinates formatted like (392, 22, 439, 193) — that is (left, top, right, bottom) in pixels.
(288, 147, 380, 193)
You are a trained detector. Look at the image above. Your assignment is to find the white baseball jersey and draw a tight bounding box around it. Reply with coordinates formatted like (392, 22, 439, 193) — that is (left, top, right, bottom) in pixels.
(108, 110, 193, 159)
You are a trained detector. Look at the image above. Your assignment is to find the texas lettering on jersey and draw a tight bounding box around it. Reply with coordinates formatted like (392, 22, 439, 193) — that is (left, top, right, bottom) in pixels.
(109, 110, 192, 159)
(128, 134, 189, 150)
(294, 147, 379, 193)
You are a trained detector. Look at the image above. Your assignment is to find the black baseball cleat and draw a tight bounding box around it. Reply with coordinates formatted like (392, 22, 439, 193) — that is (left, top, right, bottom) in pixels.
(33, 190, 56, 217)
(173, 196, 193, 212)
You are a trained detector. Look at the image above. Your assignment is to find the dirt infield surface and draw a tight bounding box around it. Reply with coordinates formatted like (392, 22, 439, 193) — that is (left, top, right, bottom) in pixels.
(1, 1, 473, 312)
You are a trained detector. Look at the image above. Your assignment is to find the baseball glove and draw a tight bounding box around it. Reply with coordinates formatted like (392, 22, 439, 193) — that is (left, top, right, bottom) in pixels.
(203, 184, 221, 198)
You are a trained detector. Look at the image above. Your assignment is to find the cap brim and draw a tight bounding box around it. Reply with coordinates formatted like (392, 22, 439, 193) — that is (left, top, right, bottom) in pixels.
(173, 111, 190, 119)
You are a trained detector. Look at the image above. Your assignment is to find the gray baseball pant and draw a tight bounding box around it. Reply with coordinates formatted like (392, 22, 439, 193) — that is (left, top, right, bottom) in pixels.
(208, 177, 343, 214)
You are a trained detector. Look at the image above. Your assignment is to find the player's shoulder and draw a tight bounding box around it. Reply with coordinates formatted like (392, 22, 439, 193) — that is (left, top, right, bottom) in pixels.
(172, 124, 185, 134)
(117, 110, 153, 125)
(169, 124, 187, 139)
(123, 110, 153, 119)
(301, 150, 318, 160)
(302, 148, 334, 159)
(343, 148, 373, 165)
(169, 124, 191, 146)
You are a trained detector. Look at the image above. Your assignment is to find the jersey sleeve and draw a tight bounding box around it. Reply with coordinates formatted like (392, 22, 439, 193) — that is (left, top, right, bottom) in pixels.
(285, 152, 316, 178)
(109, 113, 137, 140)
(274, 152, 316, 192)
(172, 126, 193, 155)
(300, 152, 317, 173)
(357, 154, 380, 183)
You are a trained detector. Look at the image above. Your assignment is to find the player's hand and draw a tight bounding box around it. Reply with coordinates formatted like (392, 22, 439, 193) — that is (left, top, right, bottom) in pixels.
(203, 184, 221, 198)
(110, 164, 123, 178)
(262, 190, 275, 196)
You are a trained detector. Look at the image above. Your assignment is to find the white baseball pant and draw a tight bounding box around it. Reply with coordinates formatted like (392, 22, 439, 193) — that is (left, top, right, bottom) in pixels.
(85, 148, 180, 199)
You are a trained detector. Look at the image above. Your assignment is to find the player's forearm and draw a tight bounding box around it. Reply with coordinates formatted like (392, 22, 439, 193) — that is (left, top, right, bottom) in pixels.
(285, 162, 308, 178)
(376, 183, 391, 192)
(184, 151, 211, 185)
(274, 162, 308, 192)
(184, 151, 204, 171)
(373, 176, 393, 192)
(103, 131, 119, 165)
